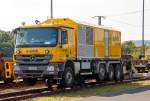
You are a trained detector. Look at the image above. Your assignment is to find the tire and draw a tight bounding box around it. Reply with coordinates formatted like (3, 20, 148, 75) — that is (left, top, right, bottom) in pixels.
(62, 67, 75, 87)
(108, 64, 114, 81)
(23, 78, 37, 86)
(96, 64, 106, 81)
(115, 64, 122, 82)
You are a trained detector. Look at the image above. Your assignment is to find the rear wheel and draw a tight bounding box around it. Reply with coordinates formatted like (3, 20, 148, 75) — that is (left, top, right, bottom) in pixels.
(61, 67, 75, 87)
(115, 64, 122, 82)
(96, 64, 106, 81)
(23, 78, 37, 86)
(108, 64, 114, 81)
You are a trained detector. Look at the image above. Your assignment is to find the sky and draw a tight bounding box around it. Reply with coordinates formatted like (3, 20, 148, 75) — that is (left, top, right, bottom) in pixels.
(0, 0, 150, 41)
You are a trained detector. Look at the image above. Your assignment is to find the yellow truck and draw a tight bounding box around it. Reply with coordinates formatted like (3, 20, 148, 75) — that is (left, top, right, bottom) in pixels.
(0, 54, 14, 83)
(13, 18, 123, 87)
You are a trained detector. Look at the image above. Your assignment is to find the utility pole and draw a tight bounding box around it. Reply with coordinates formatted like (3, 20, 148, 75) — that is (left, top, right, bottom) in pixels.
(93, 16, 105, 25)
(50, 0, 53, 18)
(142, 0, 145, 57)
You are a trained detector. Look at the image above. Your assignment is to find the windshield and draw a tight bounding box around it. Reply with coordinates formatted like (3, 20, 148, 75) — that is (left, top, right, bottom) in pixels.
(15, 27, 58, 47)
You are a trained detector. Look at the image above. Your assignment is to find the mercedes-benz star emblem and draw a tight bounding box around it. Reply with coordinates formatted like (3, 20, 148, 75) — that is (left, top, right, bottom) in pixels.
(30, 55, 36, 61)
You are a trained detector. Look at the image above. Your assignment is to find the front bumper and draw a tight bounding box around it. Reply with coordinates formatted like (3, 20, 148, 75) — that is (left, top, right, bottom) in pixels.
(14, 63, 64, 78)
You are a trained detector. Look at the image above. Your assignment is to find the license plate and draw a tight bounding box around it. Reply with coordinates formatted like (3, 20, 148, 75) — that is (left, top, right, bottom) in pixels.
(28, 67, 37, 70)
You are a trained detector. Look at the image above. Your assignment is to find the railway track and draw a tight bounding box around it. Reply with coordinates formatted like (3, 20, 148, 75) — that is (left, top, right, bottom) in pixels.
(0, 78, 148, 101)
(0, 82, 24, 90)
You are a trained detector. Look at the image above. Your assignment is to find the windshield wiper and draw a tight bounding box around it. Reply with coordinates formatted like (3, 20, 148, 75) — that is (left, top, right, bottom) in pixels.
(30, 41, 44, 44)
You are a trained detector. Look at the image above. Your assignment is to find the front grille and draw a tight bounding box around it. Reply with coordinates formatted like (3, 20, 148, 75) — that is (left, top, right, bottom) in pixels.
(26, 74, 41, 77)
(22, 70, 43, 74)
(16, 55, 52, 65)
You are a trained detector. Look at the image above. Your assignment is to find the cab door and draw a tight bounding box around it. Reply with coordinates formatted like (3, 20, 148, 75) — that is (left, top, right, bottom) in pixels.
(58, 27, 75, 61)
(59, 28, 69, 60)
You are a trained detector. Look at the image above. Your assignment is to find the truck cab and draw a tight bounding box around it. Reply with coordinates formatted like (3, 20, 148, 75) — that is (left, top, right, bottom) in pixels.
(13, 18, 77, 86)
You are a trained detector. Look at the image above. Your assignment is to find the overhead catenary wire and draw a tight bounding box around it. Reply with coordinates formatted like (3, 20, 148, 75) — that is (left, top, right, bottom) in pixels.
(93, 8, 150, 28)
(101, 18, 150, 29)
(106, 9, 150, 18)
(106, 18, 138, 27)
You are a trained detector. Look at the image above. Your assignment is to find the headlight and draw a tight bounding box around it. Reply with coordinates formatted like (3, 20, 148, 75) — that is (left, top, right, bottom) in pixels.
(14, 64, 20, 71)
(16, 50, 21, 54)
(47, 65, 54, 72)
(45, 50, 49, 54)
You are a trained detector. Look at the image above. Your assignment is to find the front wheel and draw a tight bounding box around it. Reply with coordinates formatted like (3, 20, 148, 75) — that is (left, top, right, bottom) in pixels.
(61, 67, 75, 87)
(23, 78, 37, 86)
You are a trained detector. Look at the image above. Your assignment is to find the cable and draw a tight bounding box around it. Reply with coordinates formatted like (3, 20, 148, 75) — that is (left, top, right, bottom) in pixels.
(106, 9, 150, 18)
(105, 18, 150, 29)
(105, 18, 138, 27)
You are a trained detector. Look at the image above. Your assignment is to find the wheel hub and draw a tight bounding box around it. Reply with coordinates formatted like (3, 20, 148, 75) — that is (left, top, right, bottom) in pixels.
(117, 69, 120, 79)
(66, 72, 72, 85)
(100, 67, 105, 77)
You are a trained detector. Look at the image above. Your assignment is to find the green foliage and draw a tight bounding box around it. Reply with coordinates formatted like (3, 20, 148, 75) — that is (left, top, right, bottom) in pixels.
(122, 41, 139, 58)
(122, 41, 136, 54)
(0, 30, 14, 57)
(122, 41, 148, 58)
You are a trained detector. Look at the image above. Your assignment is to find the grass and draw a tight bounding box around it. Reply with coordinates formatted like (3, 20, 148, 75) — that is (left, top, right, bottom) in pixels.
(33, 80, 150, 101)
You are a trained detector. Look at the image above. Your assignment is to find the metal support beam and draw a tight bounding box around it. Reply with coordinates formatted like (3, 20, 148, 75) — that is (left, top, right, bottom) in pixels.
(93, 16, 105, 25)
(142, 0, 145, 57)
(98, 16, 102, 25)
(50, 0, 53, 18)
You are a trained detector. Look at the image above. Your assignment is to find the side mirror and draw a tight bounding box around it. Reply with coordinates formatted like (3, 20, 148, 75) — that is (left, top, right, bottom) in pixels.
(12, 29, 18, 39)
(59, 45, 62, 48)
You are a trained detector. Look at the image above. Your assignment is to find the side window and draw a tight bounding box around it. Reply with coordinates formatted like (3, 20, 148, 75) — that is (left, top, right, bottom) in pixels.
(86, 27, 93, 45)
(112, 32, 120, 43)
(61, 29, 68, 44)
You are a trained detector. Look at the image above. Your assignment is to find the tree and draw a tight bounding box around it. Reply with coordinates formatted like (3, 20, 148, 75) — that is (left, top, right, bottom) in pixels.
(0, 30, 14, 57)
(122, 41, 137, 57)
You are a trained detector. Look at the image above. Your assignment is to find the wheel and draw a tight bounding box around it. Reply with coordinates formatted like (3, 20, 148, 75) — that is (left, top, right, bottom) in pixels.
(23, 78, 37, 86)
(61, 67, 75, 87)
(108, 64, 114, 81)
(96, 64, 106, 81)
(115, 64, 123, 82)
